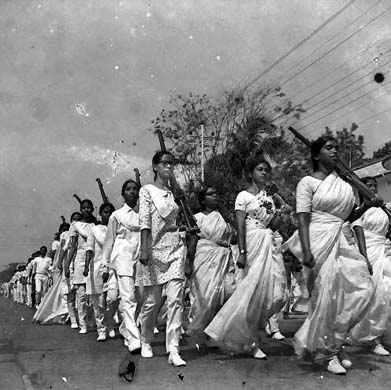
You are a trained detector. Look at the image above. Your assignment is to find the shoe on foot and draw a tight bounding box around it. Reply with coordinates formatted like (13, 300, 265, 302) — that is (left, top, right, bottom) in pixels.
(373, 343, 390, 356)
(70, 323, 79, 329)
(79, 328, 87, 334)
(327, 356, 346, 375)
(339, 351, 352, 369)
(97, 334, 107, 342)
(168, 353, 186, 366)
(108, 329, 116, 338)
(272, 331, 285, 341)
(141, 343, 154, 358)
(153, 326, 159, 334)
(251, 348, 267, 359)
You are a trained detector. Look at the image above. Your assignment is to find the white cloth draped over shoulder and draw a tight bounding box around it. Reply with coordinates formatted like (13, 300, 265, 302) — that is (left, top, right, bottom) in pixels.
(189, 210, 235, 334)
(204, 190, 287, 353)
(136, 184, 185, 286)
(85, 225, 107, 295)
(286, 172, 373, 359)
(349, 206, 391, 343)
(33, 231, 69, 324)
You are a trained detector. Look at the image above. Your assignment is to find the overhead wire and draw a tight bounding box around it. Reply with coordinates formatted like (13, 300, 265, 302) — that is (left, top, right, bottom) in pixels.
(280, 0, 384, 86)
(301, 69, 390, 121)
(279, 4, 391, 86)
(242, 0, 357, 90)
(271, 48, 391, 125)
(296, 78, 391, 131)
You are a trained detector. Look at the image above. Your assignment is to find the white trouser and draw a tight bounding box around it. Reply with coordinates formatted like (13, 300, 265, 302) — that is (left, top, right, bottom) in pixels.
(26, 284, 32, 306)
(74, 284, 87, 330)
(117, 275, 141, 352)
(140, 278, 184, 354)
(268, 313, 280, 334)
(66, 288, 78, 325)
(35, 275, 48, 305)
(90, 294, 106, 336)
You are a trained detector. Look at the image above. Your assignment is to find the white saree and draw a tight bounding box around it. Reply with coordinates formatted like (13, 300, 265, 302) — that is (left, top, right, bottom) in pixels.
(204, 190, 287, 353)
(349, 207, 391, 343)
(189, 211, 235, 334)
(286, 172, 373, 359)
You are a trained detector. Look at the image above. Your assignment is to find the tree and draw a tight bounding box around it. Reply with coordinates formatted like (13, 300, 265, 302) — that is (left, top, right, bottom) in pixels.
(149, 86, 305, 207)
(323, 122, 367, 168)
(372, 141, 391, 160)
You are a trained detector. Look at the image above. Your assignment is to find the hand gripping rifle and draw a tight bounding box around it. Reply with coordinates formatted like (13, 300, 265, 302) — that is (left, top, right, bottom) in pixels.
(156, 130, 199, 231)
(288, 126, 391, 219)
(96, 178, 109, 203)
(73, 194, 82, 205)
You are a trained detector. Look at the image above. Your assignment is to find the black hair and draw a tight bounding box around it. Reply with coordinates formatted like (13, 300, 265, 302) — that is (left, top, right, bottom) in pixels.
(197, 186, 217, 210)
(152, 151, 175, 181)
(310, 136, 336, 171)
(70, 212, 81, 222)
(359, 176, 377, 203)
(99, 202, 115, 215)
(121, 179, 140, 196)
(79, 199, 99, 224)
(80, 199, 94, 210)
(245, 153, 272, 181)
(361, 176, 377, 185)
(40, 246, 47, 251)
(58, 222, 70, 233)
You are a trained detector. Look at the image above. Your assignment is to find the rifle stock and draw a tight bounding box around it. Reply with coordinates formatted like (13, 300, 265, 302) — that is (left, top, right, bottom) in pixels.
(134, 168, 141, 187)
(96, 178, 109, 203)
(155, 130, 199, 230)
(73, 194, 82, 205)
(288, 126, 391, 219)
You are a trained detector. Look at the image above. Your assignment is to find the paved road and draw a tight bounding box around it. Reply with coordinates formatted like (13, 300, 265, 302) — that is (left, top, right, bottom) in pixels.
(0, 296, 390, 390)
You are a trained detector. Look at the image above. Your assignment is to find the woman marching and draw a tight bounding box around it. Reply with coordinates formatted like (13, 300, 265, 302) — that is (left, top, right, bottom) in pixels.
(137, 151, 187, 367)
(33, 219, 73, 324)
(349, 177, 391, 356)
(188, 186, 236, 336)
(101, 179, 142, 352)
(84, 202, 116, 341)
(64, 199, 98, 334)
(205, 153, 287, 359)
(286, 136, 376, 374)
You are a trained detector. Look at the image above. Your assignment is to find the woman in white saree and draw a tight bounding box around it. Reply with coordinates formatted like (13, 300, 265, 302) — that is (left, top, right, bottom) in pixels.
(350, 177, 391, 356)
(188, 186, 236, 335)
(33, 212, 81, 324)
(205, 154, 287, 359)
(286, 136, 375, 375)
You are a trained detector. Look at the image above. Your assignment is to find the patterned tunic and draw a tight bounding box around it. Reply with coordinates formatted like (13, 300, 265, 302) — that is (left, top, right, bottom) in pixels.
(136, 184, 185, 286)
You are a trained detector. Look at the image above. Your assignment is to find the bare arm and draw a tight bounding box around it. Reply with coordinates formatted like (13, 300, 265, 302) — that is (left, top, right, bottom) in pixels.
(140, 229, 151, 265)
(297, 212, 315, 268)
(235, 209, 247, 269)
(352, 225, 372, 275)
(64, 236, 77, 278)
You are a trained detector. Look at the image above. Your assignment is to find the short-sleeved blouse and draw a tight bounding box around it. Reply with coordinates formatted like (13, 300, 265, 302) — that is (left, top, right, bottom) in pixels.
(235, 190, 276, 228)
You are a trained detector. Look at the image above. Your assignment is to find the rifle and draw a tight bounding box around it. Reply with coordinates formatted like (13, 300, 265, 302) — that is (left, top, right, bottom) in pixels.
(73, 194, 82, 205)
(96, 178, 109, 203)
(288, 126, 391, 219)
(156, 130, 199, 230)
(60, 216, 66, 224)
(134, 168, 141, 187)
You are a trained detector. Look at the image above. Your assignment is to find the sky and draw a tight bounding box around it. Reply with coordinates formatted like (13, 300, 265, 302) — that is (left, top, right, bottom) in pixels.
(1, 0, 390, 266)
